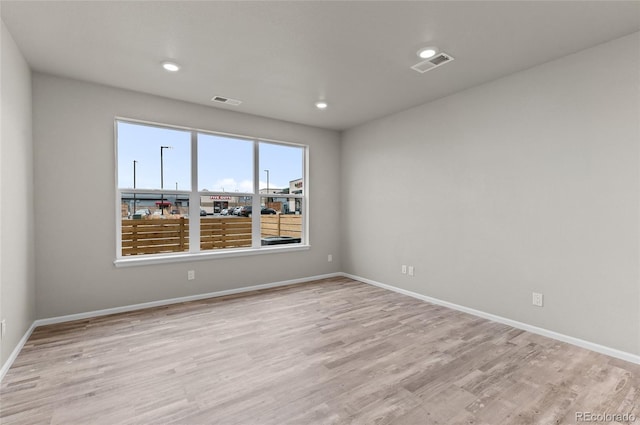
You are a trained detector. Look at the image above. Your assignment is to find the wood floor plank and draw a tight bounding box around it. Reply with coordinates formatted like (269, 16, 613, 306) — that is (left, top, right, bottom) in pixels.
(1, 277, 639, 424)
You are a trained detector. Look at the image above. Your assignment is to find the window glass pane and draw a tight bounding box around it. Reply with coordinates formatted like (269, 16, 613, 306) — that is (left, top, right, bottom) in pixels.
(260, 197, 302, 246)
(259, 142, 304, 201)
(121, 193, 189, 256)
(117, 121, 191, 190)
(198, 133, 253, 193)
(201, 196, 252, 251)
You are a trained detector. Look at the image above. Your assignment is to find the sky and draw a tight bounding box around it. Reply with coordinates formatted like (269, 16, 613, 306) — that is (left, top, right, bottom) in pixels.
(117, 121, 303, 193)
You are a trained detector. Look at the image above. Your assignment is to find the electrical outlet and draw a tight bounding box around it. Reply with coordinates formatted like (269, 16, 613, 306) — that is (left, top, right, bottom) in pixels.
(1, 319, 6, 339)
(401, 265, 407, 274)
(188, 270, 195, 281)
(328, 254, 333, 262)
(532, 292, 543, 307)
(408, 266, 415, 277)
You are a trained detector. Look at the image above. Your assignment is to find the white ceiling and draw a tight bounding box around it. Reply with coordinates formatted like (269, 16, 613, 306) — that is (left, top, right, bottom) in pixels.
(2, 1, 639, 130)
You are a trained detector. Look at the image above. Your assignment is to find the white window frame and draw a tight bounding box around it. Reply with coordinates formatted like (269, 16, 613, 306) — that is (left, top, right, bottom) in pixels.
(114, 117, 309, 267)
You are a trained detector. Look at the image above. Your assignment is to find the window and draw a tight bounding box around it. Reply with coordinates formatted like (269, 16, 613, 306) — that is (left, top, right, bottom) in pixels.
(259, 142, 304, 245)
(116, 119, 307, 264)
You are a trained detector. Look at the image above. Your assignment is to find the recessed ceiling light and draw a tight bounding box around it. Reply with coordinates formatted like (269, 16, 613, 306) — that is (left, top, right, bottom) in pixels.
(162, 61, 180, 72)
(417, 47, 438, 59)
(315, 101, 328, 110)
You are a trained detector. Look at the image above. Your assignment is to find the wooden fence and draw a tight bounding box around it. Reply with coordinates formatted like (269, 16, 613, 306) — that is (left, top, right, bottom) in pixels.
(122, 218, 189, 256)
(200, 217, 252, 250)
(121, 215, 302, 256)
(261, 215, 302, 238)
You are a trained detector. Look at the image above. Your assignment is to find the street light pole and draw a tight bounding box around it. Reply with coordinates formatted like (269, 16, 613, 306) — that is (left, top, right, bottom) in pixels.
(160, 146, 172, 215)
(133, 160, 137, 217)
(264, 169, 270, 206)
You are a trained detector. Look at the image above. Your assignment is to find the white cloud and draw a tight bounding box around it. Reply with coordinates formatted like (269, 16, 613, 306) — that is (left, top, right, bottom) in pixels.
(206, 178, 254, 193)
(259, 180, 286, 190)
(204, 178, 287, 192)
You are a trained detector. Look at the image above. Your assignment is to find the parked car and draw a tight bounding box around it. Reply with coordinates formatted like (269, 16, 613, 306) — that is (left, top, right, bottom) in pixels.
(239, 206, 252, 217)
(220, 208, 229, 216)
(232, 206, 242, 216)
(200, 209, 207, 216)
(133, 208, 151, 219)
(239, 206, 278, 217)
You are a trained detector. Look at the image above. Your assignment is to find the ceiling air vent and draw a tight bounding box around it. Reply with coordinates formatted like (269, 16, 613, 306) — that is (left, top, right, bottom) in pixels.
(411, 52, 455, 74)
(211, 95, 242, 106)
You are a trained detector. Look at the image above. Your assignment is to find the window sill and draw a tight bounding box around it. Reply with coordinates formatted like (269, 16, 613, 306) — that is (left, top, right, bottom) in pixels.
(114, 244, 310, 268)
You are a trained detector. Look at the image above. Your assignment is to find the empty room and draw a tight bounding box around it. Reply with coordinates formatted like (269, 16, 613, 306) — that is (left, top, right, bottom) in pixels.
(1, 1, 639, 424)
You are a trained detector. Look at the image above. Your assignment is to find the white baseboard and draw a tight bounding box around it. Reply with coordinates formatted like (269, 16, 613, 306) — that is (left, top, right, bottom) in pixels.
(35, 272, 342, 327)
(1, 272, 340, 381)
(0, 322, 36, 381)
(342, 272, 640, 365)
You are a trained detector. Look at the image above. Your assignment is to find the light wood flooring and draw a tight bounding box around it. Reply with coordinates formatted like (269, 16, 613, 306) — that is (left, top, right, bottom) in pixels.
(1, 277, 639, 424)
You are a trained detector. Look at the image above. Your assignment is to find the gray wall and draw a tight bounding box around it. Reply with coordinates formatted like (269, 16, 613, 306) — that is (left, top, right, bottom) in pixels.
(32, 73, 341, 319)
(1, 21, 36, 365)
(341, 32, 640, 355)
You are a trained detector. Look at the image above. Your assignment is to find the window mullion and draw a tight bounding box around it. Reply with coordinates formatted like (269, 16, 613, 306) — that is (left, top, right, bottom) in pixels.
(189, 131, 200, 253)
(302, 146, 308, 245)
(116, 189, 122, 258)
(252, 140, 261, 248)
